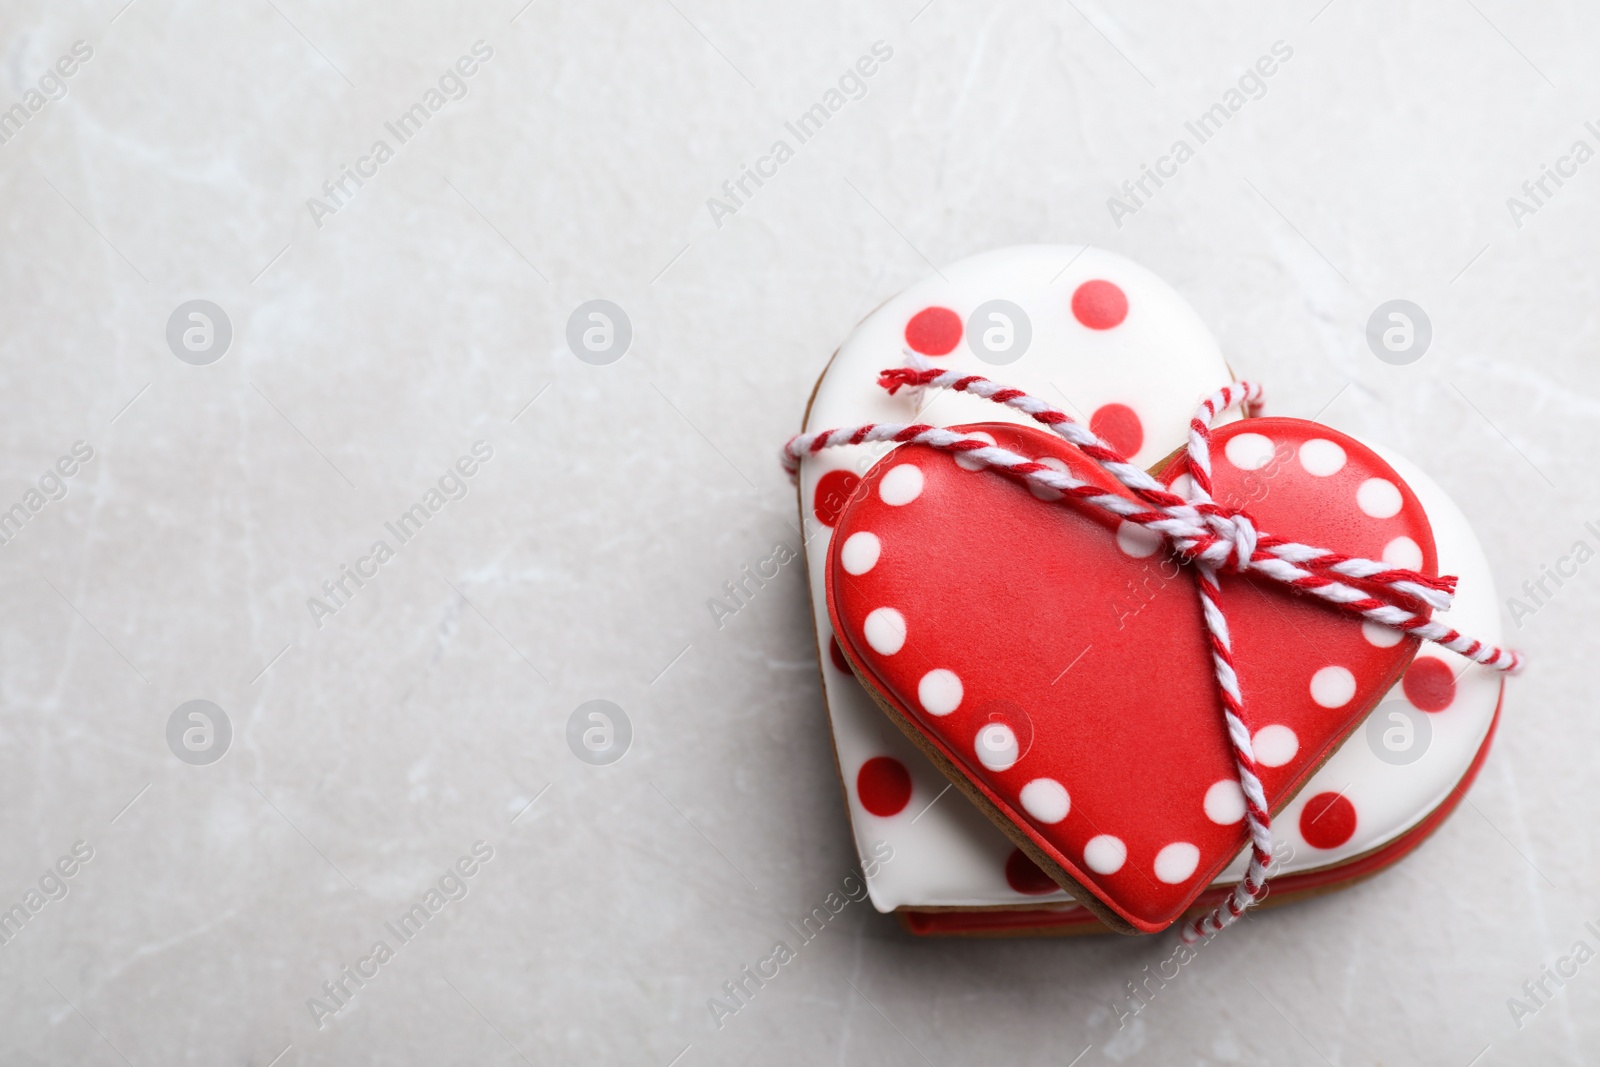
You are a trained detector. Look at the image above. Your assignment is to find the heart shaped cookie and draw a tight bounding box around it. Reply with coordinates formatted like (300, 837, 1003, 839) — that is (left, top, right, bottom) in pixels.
(795, 245, 1512, 933)
(824, 417, 1437, 933)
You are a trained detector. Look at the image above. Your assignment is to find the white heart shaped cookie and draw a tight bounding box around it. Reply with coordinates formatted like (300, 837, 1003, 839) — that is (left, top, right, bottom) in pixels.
(796, 246, 1505, 928)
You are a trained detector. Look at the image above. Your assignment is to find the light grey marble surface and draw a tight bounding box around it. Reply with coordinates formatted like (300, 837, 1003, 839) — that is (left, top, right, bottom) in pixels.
(0, 0, 1594, 1064)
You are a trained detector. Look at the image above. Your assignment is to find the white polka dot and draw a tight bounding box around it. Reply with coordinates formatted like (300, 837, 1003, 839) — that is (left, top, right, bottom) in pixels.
(840, 532, 881, 575)
(954, 432, 997, 472)
(1298, 438, 1347, 477)
(917, 669, 963, 716)
(1252, 724, 1299, 768)
(1154, 842, 1200, 884)
(1224, 433, 1276, 471)
(1029, 456, 1068, 501)
(1170, 473, 1197, 500)
(1083, 835, 1126, 875)
(1357, 477, 1402, 519)
(1203, 779, 1246, 825)
(1019, 778, 1070, 824)
(862, 608, 906, 655)
(1362, 619, 1404, 648)
(1115, 520, 1162, 558)
(1310, 665, 1356, 708)
(878, 464, 923, 506)
(1382, 535, 1423, 571)
(975, 723, 1018, 771)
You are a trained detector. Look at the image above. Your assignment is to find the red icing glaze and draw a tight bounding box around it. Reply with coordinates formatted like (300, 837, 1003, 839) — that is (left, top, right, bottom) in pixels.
(828, 634, 851, 674)
(825, 418, 1435, 932)
(1089, 403, 1144, 458)
(1402, 656, 1456, 712)
(1071, 280, 1128, 329)
(1004, 848, 1059, 894)
(904, 307, 963, 355)
(813, 469, 861, 528)
(856, 756, 913, 817)
(1299, 792, 1358, 849)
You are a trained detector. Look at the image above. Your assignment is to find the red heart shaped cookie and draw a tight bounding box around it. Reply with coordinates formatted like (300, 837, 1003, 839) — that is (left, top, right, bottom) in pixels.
(825, 417, 1437, 933)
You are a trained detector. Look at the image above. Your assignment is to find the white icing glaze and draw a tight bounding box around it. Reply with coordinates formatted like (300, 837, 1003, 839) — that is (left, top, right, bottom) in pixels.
(801, 246, 1503, 912)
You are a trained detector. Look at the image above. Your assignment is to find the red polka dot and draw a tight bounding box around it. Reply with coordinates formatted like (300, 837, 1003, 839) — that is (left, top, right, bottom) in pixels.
(1403, 656, 1456, 712)
(812, 470, 860, 528)
(1299, 792, 1357, 850)
(1089, 403, 1145, 457)
(1071, 280, 1128, 330)
(856, 757, 913, 817)
(1004, 848, 1059, 894)
(828, 635, 850, 674)
(904, 306, 963, 355)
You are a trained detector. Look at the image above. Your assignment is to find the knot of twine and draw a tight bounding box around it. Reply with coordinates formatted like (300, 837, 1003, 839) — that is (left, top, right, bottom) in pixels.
(785, 363, 1521, 941)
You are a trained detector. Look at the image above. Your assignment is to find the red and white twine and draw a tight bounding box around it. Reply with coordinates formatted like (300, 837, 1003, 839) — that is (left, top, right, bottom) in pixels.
(785, 365, 1521, 941)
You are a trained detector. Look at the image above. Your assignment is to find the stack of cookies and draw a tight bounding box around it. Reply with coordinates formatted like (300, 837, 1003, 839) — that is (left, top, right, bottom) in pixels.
(794, 247, 1507, 935)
